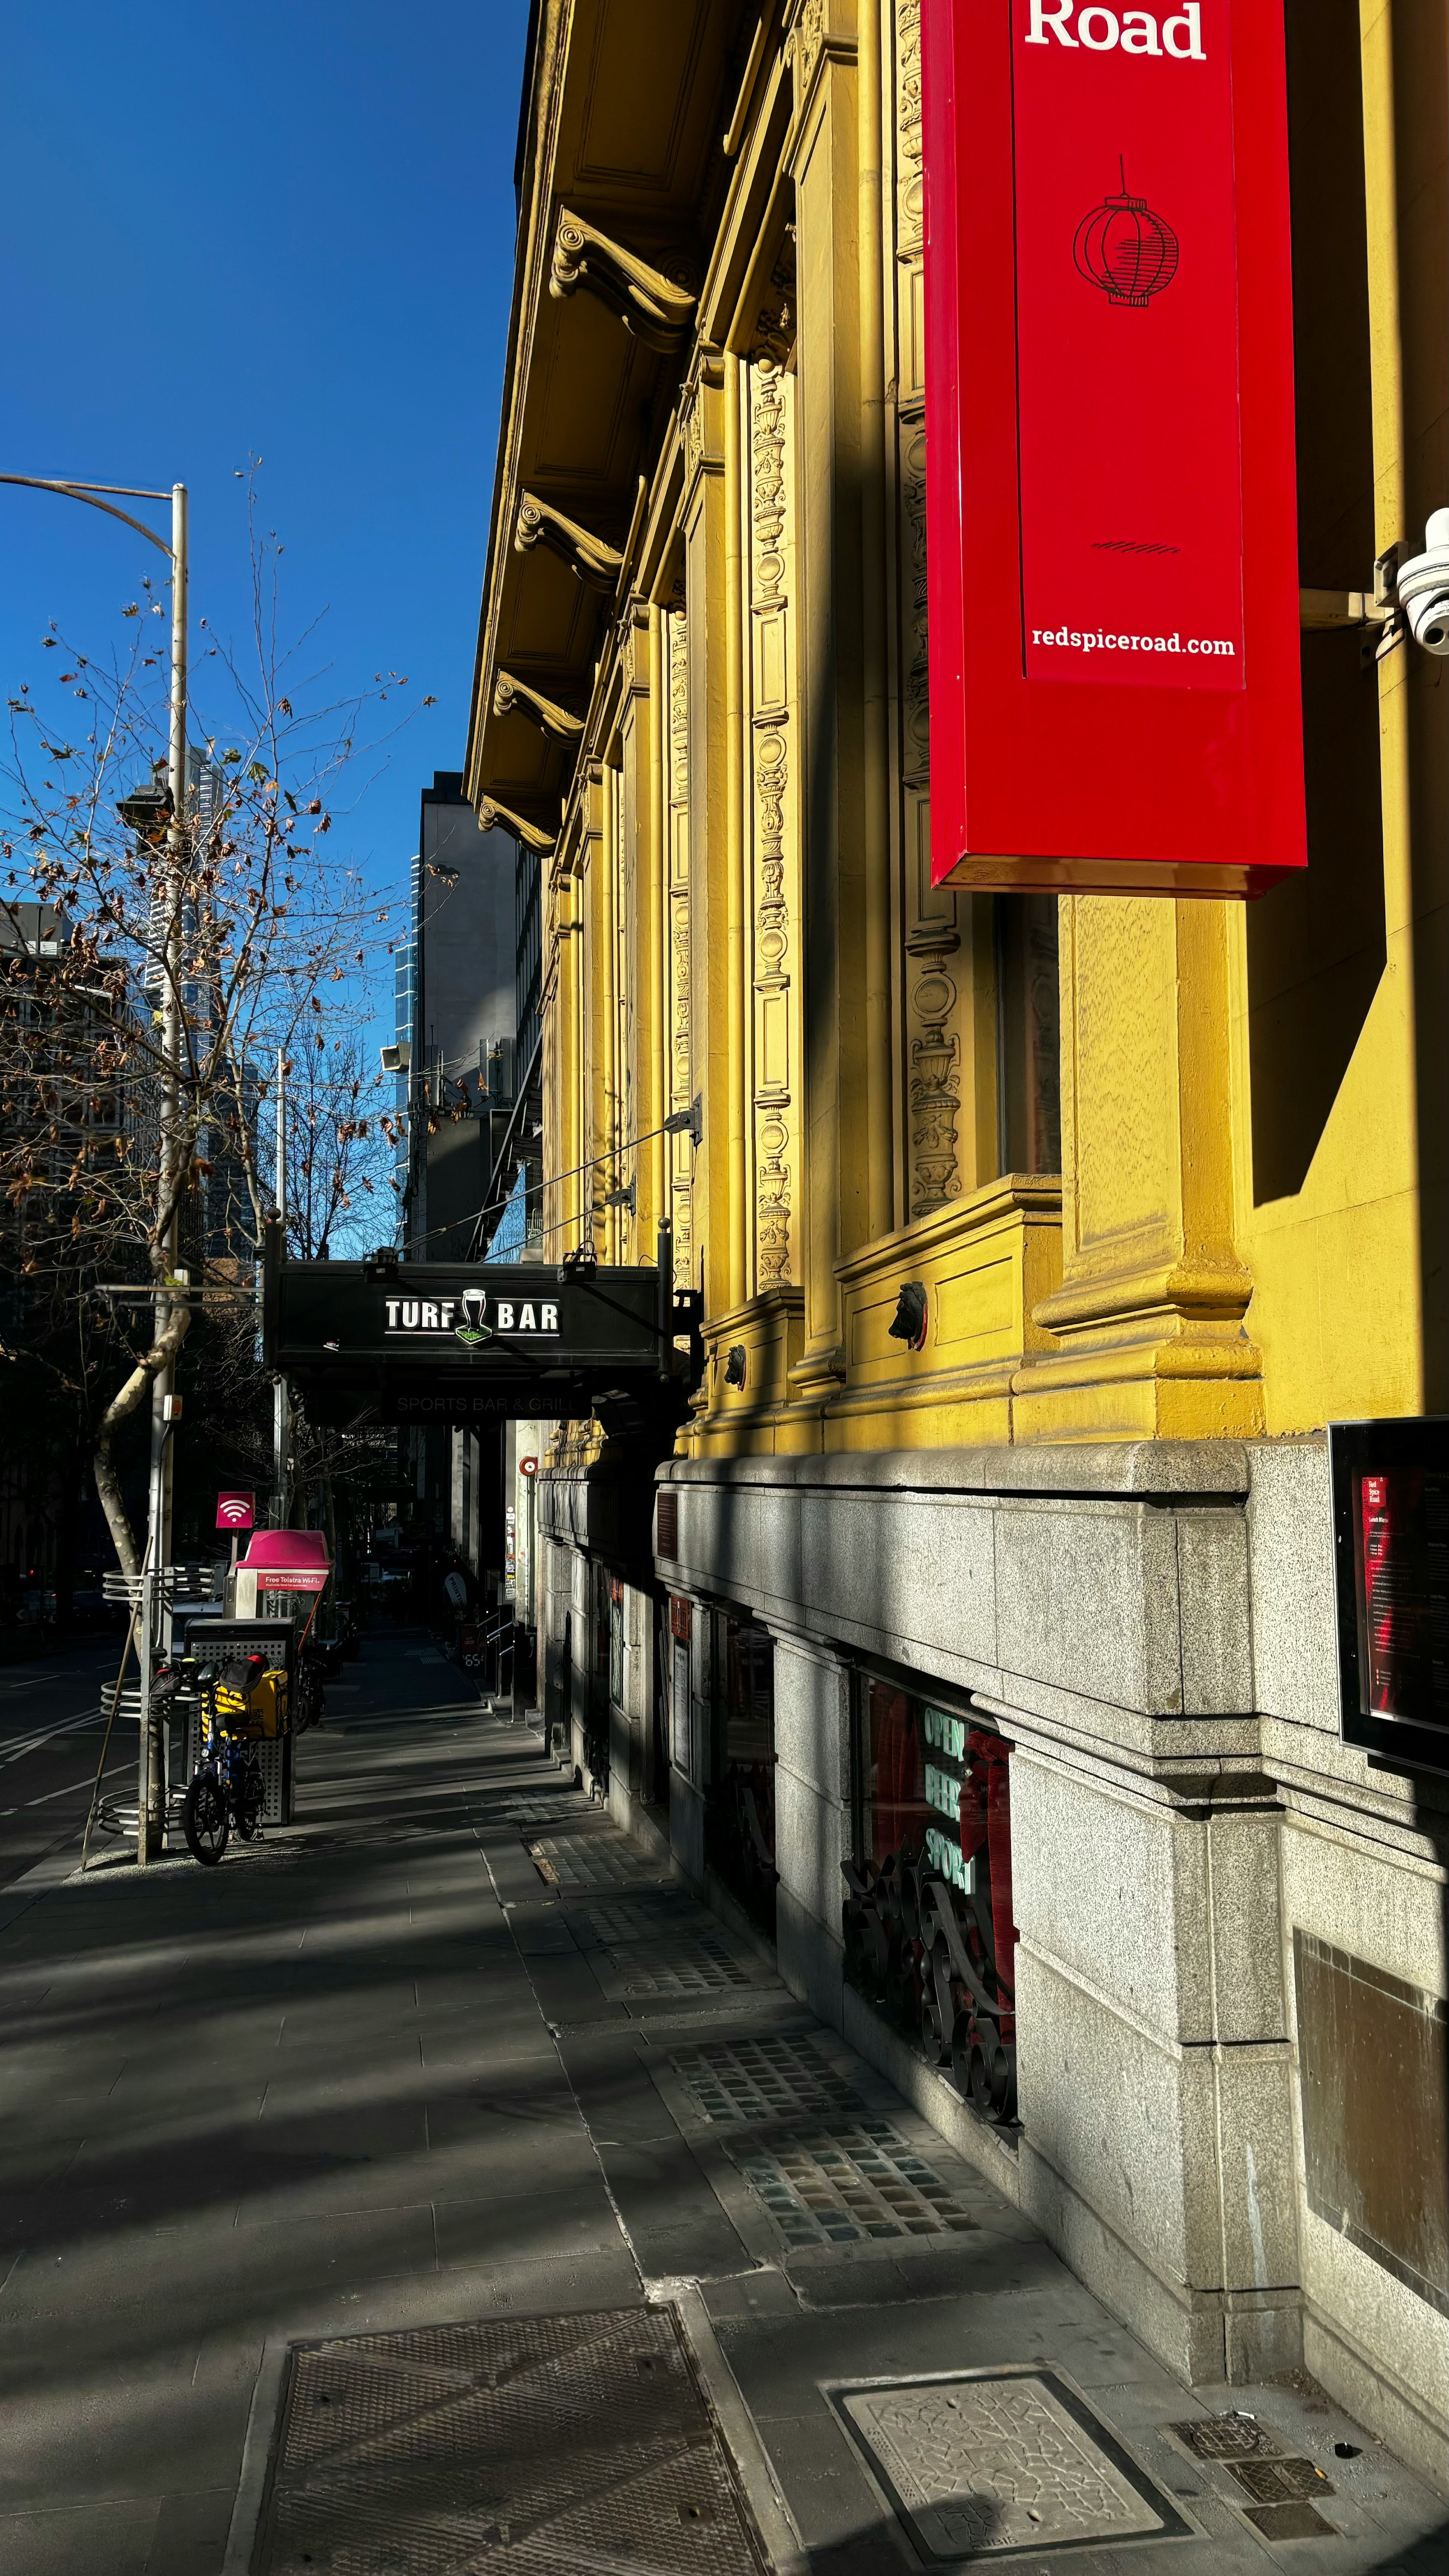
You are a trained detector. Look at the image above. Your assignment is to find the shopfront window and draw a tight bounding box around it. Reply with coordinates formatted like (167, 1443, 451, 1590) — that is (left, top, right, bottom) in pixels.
(849, 1676, 1018, 2128)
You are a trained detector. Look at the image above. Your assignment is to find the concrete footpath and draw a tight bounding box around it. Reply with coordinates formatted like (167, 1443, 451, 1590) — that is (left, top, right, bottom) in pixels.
(0, 1632, 1442, 2574)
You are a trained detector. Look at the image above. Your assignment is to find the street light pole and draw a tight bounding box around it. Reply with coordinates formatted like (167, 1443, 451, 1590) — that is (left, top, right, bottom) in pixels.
(140, 483, 190, 1861)
(0, 472, 186, 1864)
(273, 1046, 290, 1528)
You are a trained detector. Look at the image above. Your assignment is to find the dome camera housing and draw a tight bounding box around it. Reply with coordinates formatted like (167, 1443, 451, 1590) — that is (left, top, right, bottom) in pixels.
(1397, 508, 1449, 655)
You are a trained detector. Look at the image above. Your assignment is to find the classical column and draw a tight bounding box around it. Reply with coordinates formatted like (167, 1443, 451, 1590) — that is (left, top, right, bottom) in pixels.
(744, 320, 802, 1306)
(664, 589, 695, 1296)
(858, 0, 894, 1243)
(615, 600, 656, 1258)
(546, 858, 583, 1255)
(648, 600, 669, 1240)
(683, 359, 732, 1324)
(1358, 0, 1439, 1404)
(789, 14, 869, 1401)
(725, 352, 749, 1309)
(1020, 895, 1263, 1439)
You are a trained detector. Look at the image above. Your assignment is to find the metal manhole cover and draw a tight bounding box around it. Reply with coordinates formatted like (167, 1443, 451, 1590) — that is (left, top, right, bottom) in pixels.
(671, 2036, 860, 2126)
(733, 2120, 979, 2249)
(256, 2306, 771, 2575)
(1226, 2456, 1335, 2505)
(1242, 2500, 1338, 2541)
(1169, 2413, 1284, 2462)
(832, 2369, 1192, 2561)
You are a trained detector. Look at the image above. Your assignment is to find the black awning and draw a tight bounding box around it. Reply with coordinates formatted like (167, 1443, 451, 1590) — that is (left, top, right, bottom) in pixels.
(262, 1225, 689, 1432)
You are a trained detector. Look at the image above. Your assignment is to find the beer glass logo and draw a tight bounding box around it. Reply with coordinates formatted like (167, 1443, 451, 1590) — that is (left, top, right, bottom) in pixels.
(455, 1288, 491, 1347)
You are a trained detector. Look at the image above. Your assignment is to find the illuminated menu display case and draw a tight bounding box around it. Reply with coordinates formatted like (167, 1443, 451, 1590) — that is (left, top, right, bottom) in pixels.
(1328, 1419, 1449, 1779)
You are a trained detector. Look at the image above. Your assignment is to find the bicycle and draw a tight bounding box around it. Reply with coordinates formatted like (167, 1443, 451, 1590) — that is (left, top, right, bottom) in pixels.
(181, 1653, 279, 1865)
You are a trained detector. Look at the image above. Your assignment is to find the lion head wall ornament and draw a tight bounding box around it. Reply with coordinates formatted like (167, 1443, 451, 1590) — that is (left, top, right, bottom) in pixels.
(1074, 159, 1180, 308)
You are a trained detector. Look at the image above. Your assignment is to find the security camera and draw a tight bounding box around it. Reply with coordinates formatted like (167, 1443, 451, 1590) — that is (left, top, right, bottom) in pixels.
(1396, 509, 1449, 655)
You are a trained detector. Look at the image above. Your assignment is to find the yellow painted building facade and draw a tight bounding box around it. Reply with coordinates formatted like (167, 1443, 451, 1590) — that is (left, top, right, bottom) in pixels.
(468, 0, 1447, 2482)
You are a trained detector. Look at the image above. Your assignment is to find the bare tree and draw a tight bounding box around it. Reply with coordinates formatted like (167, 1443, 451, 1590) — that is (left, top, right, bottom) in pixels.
(284, 1026, 397, 1263)
(0, 485, 429, 1575)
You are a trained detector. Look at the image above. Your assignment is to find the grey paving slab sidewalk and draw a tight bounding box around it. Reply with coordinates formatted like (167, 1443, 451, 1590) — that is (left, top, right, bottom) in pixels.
(0, 1631, 1441, 2574)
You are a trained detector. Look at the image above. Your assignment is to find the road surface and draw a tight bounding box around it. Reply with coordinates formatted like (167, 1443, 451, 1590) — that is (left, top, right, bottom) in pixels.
(0, 1638, 131, 1889)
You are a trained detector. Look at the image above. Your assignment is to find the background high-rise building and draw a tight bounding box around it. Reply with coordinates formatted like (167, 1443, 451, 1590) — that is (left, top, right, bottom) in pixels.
(397, 773, 517, 1264)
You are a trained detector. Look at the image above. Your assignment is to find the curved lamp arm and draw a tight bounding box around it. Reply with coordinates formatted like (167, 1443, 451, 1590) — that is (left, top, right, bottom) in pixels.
(0, 472, 174, 558)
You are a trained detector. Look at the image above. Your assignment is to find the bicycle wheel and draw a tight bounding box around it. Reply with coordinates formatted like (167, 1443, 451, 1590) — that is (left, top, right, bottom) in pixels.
(182, 1769, 230, 1865)
(235, 1758, 265, 1841)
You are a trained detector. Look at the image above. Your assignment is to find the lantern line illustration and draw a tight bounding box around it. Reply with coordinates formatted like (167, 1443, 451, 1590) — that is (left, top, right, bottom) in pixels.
(1074, 158, 1179, 309)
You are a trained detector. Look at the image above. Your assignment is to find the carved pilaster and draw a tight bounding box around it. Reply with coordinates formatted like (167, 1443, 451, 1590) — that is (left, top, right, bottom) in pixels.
(514, 491, 623, 592)
(887, 0, 971, 1217)
(666, 598, 693, 1293)
(894, 0, 928, 790)
(747, 289, 799, 1287)
(908, 959, 964, 1216)
(796, 0, 828, 86)
(550, 208, 697, 355)
(896, 0, 924, 255)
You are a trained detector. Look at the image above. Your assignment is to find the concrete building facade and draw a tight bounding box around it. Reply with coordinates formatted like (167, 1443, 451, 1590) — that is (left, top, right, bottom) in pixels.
(464, 0, 1449, 2486)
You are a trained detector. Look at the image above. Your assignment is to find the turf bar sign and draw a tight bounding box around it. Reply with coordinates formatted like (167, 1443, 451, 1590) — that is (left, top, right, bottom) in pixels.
(383, 1289, 560, 1343)
(262, 1239, 677, 1413)
(923, 0, 1306, 895)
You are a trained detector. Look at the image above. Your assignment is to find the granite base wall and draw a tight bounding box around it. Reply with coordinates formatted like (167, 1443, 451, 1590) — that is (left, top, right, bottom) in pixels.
(537, 1442, 1449, 2482)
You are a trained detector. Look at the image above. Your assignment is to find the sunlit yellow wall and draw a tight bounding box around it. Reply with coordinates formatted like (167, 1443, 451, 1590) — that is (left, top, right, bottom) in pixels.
(497, 0, 1447, 1460)
(1231, 0, 1446, 1435)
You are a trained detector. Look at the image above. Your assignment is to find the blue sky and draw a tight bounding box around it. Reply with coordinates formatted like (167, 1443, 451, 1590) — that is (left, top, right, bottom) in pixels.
(0, 0, 528, 1043)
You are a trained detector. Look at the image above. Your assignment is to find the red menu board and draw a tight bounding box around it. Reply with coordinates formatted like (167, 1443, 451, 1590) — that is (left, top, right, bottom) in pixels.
(923, 0, 1306, 895)
(1356, 1469, 1449, 1726)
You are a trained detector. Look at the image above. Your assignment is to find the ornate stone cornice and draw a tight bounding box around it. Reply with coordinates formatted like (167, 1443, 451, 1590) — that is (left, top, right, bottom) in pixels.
(493, 670, 585, 740)
(549, 208, 697, 356)
(514, 491, 623, 592)
(476, 794, 557, 855)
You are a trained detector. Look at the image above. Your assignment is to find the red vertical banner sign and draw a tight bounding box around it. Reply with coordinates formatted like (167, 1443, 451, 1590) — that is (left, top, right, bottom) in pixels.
(923, 0, 1306, 895)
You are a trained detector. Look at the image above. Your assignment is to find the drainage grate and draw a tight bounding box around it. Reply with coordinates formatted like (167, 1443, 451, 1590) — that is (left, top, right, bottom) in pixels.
(603, 1935, 757, 1997)
(1169, 2413, 1284, 2462)
(530, 1833, 652, 1891)
(255, 2306, 770, 2575)
(672, 2035, 861, 2126)
(834, 2369, 1191, 2561)
(732, 2119, 979, 2249)
(588, 1896, 703, 1945)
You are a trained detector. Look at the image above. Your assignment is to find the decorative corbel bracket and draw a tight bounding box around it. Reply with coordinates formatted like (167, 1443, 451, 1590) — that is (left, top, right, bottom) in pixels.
(476, 794, 558, 856)
(493, 670, 585, 741)
(515, 491, 623, 592)
(550, 208, 697, 356)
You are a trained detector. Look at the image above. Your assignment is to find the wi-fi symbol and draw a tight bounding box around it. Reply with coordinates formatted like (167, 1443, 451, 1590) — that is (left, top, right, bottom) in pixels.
(217, 1498, 251, 1526)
